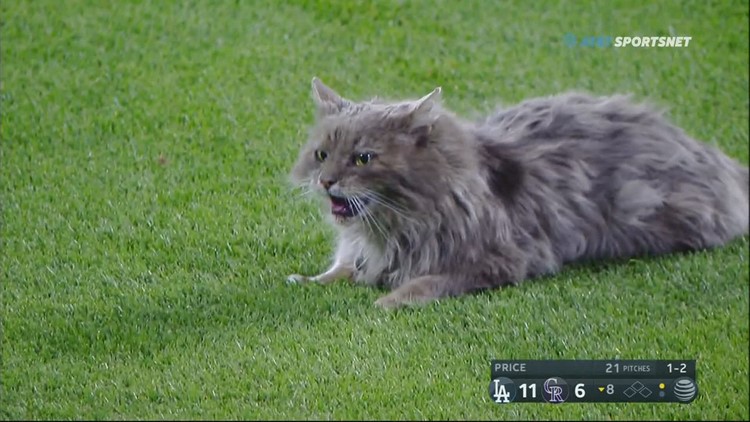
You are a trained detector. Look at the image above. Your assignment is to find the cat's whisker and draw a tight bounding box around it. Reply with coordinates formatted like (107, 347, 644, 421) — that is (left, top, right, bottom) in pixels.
(374, 196, 413, 219)
(358, 204, 374, 238)
(362, 189, 407, 211)
(362, 204, 388, 241)
(352, 197, 370, 224)
(293, 188, 315, 200)
(289, 180, 316, 198)
(351, 196, 388, 240)
(292, 180, 322, 200)
(359, 190, 396, 210)
(371, 216, 389, 242)
(361, 191, 415, 223)
(370, 214, 390, 244)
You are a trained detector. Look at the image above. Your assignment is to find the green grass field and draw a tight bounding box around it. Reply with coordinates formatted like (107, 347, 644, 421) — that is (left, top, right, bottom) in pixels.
(2, 0, 748, 420)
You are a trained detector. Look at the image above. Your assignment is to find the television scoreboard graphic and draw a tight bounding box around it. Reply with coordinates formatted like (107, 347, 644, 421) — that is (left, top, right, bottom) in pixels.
(489, 360, 697, 404)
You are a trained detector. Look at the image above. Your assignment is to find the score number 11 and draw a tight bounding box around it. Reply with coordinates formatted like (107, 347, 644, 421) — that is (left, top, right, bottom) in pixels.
(518, 382, 592, 399)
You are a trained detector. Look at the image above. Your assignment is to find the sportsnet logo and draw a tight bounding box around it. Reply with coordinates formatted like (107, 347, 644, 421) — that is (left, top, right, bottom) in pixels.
(563, 33, 692, 48)
(614, 36, 692, 47)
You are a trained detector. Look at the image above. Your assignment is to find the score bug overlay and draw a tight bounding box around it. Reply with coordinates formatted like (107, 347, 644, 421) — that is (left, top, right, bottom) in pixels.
(488, 360, 697, 404)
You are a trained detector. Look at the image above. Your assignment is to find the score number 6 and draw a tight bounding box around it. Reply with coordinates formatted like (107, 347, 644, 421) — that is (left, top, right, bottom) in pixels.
(575, 383, 586, 398)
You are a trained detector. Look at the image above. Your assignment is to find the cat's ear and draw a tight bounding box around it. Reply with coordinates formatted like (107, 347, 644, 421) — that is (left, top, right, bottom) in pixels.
(389, 86, 442, 122)
(410, 86, 442, 119)
(406, 87, 442, 146)
(311, 77, 350, 116)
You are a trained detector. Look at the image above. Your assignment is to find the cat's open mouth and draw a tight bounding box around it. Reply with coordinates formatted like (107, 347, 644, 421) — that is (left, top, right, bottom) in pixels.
(329, 194, 369, 218)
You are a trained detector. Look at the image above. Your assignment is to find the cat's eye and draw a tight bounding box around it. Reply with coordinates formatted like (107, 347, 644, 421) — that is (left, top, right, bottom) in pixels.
(315, 150, 328, 162)
(354, 152, 374, 166)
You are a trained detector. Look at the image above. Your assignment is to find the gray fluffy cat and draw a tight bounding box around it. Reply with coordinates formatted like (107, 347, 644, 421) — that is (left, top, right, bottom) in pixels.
(288, 77, 749, 309)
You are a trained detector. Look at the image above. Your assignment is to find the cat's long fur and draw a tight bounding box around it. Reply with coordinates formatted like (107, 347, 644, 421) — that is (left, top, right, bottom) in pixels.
(289, 77, 749, 308)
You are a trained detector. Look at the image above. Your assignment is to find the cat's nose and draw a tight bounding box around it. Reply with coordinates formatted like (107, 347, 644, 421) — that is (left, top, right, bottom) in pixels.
(320, 178, 336, 190)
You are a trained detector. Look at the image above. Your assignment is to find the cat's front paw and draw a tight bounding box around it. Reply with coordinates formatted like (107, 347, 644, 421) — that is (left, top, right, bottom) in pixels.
(286, 274, 311, 284)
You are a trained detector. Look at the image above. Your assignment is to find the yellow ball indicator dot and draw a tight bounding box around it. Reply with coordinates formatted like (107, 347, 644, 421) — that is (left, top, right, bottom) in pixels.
(658, 382, 667, 398)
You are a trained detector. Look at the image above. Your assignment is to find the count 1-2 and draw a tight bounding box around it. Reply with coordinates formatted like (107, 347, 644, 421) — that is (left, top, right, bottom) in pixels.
(667, 363, 687, 374)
